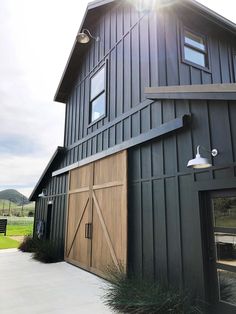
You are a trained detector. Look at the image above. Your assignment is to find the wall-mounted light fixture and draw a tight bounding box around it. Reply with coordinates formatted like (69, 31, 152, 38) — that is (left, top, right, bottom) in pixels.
(187, 145, 218, 169)
(38, 189, 47, 198)
(76, 29, 100, 44)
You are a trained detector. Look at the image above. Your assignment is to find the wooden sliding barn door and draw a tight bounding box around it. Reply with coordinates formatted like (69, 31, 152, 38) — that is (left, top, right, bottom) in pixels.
(65, 151, 127, 277)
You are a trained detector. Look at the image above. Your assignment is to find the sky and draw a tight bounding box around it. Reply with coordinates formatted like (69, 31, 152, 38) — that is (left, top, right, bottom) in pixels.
(0, 0, 235, 198)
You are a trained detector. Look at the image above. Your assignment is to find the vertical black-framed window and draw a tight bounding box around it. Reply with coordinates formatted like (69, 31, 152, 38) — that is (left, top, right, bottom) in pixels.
(182, 28, 209, 69)
(89, 65, 106, 123)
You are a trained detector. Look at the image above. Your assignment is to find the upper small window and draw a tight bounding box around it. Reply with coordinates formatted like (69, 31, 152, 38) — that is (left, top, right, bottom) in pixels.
(90, 66, 106, 123)
(183, 29, 208, 68)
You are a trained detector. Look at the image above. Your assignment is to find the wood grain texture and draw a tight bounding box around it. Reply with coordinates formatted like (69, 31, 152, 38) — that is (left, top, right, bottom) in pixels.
(145, 84, 236, 100)
(65, 150, 127, 277)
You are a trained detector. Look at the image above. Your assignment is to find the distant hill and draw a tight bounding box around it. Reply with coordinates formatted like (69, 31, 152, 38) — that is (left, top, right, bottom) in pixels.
(0, 189, 29, 205)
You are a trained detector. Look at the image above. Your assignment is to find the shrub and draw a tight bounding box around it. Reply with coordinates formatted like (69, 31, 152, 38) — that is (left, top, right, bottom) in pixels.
(103, 270, 205, 314)
(19, 237, 62, 264)
(33, 240, 62, 263)
(18, 236, 39, 253)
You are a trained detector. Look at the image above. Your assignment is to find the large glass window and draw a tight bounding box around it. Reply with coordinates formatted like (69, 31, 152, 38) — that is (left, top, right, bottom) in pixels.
(211, 195, 236, 306)
(183, 29, 208, 68)
(90, 66, 106, 123)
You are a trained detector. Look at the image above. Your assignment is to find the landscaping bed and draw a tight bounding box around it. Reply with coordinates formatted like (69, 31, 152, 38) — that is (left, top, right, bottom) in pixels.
(103, 270, 205, 314)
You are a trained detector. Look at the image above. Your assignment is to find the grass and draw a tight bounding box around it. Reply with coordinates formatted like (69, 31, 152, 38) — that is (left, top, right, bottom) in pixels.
(18, 236, 39, 253)
(6, 224, 33, 236)
(0, 217, 34, 236)
(33, 240, 62, 263)
(19, 237, 62, 263)
(0, 217, 34, 249)
(215, 216, 236, 228)
(103, 270, 205, 313)
(0, 236, 19, 249)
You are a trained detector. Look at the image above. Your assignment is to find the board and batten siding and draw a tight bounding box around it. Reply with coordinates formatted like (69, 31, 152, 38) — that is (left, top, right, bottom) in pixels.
(34, 172, 68, 258)
(128, 98, 236, 293)
(38, 0, 236, 287)
(59, 2, 236, 170)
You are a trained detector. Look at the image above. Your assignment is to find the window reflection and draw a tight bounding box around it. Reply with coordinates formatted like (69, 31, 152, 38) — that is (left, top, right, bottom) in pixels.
(212, 197, 236, 228)
(215, 233, 236, 266)
(184, 31, 205, 50)
(91, 93, 105, 122)
(91, 67, 105, 100)
(218, 270, 236, 305)
(183, 29, 207, 68)
(90, 66, 106, 123)
(184, 47, 205, 67)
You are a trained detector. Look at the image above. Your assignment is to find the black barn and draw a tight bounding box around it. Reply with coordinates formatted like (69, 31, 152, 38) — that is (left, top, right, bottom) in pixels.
(29, 0, 236, 312)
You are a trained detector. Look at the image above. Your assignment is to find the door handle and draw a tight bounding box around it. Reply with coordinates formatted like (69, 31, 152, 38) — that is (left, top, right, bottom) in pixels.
(85, 223, 92, 239)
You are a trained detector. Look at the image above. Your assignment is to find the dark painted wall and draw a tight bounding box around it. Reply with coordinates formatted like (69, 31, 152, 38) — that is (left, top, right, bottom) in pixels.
(34, 0, 236, 295)
(128, 98, 236, 295)
(34, 172, 68, 258)
(59, 1, 236, 168)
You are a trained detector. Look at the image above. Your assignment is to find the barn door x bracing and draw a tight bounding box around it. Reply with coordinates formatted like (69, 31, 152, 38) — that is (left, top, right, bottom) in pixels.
(65, 151, 127, 278)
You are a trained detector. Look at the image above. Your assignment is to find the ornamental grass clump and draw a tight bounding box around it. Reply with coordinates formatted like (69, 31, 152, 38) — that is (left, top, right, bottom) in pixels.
(18, 235, 39, 253)
(19, 236, 62, 263)
(103, 269, 205, 314)
(33, 240, 62, 264)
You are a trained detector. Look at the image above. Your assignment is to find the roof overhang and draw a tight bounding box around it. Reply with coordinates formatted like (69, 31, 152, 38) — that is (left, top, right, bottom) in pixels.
(54, 0, 118, 103)
(29, 146, 66, 201)
(54, 0, 236, 104)
(181, 0, 236, 35)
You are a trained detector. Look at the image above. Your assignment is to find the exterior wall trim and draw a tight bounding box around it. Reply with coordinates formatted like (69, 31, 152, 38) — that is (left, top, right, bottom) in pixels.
(145, 84, 236, 100)
(52, 115, 190, 176)
(67, 99, 152, 150)
(194, 177, 236, 192)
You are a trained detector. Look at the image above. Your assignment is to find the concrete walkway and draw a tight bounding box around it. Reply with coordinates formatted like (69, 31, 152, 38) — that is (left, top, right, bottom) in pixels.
(0, 249, 113, 314)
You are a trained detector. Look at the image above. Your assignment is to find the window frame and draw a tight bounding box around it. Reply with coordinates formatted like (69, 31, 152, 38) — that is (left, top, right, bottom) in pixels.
(88, 62, 107, 126)
(233, 51, 236, 82)
(181, 26, 211, 72)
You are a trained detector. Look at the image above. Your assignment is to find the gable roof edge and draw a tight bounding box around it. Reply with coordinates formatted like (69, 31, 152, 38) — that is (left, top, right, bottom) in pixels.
(54, 0, 236, 104)
(184, 0, 236, 35)
(29, 146, 65, 201)
(54, 0, 118, 103)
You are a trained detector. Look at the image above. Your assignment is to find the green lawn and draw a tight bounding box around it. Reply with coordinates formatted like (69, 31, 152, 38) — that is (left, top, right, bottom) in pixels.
(6, 224, 33, 236)
(0, 236, 19, 249)
(0, 217, 34, 236)
(215, 216, 236, 228)
(0, 217, 34, 249)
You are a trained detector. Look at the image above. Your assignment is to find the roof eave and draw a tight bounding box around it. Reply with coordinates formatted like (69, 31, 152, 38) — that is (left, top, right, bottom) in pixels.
(29, 146, 65, 201)
(54, 0, 118, 103)
(54, 0, 236, 104)
(185, 0, 236, 35)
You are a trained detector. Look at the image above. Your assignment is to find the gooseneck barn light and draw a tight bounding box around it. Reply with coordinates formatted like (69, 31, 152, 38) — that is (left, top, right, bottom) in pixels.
(187, 145, 218, 169)
(76, 29, 100, 44)
(38, 189, 47, 198)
